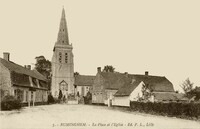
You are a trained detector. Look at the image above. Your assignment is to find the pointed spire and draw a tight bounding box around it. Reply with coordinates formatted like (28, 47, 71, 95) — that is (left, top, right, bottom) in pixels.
(61, 7, 65, 19)
(56, 7, 69, 45)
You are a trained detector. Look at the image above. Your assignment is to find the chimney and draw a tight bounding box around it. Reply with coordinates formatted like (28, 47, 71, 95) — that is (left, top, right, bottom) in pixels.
(124, 72, 128, 77)
(97, 67, 101, 73)
(27, 65, 31, 70)
(145, 71, 149, 76)
(3, 52, 10, 61)
(24, 65, 31, 70)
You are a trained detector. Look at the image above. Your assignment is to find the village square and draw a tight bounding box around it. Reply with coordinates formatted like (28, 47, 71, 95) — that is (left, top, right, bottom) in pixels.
(1, 1, 200, 129)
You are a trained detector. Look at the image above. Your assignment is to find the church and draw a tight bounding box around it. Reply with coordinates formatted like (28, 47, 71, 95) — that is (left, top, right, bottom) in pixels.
(51, 8, 75, 98)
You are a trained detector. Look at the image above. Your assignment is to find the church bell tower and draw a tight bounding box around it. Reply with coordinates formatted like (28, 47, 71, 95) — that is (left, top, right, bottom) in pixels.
(51, 8, 74, 97)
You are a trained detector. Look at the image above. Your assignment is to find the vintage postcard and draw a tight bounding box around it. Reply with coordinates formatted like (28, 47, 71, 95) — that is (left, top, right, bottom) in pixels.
(0, 0, 200, 129)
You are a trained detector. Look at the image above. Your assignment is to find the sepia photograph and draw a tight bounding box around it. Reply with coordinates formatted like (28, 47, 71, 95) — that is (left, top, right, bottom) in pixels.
(0, 0, 200, 129)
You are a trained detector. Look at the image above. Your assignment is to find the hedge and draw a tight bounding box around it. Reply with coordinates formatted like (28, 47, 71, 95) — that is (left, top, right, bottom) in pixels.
(47, 94, 55, 104)
(1, 95, 22, 111)
(130, 101, 200, 119)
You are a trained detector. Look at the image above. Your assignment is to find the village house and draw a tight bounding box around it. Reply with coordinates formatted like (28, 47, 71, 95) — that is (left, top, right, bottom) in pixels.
(92, 67, 131, 105)
(74, 75, 95, 104)
(92, 67, 179, 107)
(74, 75, 95, 97)
(0, 53, 48, 106)
(113, 72, 178, 107)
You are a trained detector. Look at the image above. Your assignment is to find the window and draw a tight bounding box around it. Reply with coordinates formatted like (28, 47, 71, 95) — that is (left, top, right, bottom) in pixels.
(14, 89, 23, 101)
(14, 90, 17, 96)
(41, 91, 43, 101)
(65, 53, 68, 63)
(60, 80, 68, 91)
(55, 91, 57, 97)
(32, 78, 37, 87)
(59, 52, 62, 63)
(26, 91, 28, 102)
(62, 41, 64, 43)
(31, 91, 33, 101)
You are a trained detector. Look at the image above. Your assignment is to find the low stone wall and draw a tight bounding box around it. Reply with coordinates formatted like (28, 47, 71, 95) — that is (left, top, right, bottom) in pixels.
(68, 100, 78, 105)
(21, 102, 48, 107)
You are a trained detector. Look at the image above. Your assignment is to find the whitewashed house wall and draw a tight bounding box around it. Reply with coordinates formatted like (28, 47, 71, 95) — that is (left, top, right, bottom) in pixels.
(104, 89, 118, 105)
(112, 82, 144, 107)
(112, 96, 130, 107)
(129, 82, 144, 101)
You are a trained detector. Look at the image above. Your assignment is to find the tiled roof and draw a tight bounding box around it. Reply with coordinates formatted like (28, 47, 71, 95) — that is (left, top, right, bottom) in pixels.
(0, 58, 47, 81)
(130, 74, 174, 92)
(11, 71, 31, 87)
(99, 72, 174, 96)
(74, 75, 95, 86)
(0, 58, 48, 89)
(114, 80, 142, 96)
(100, 72, 130, 90)
(153, 92, 185, 101)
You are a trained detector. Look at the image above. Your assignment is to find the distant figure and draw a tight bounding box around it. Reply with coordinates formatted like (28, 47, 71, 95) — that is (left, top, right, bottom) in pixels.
(48, 93, 55, 104)
(58, 90, 63, 100)
(84, 91, 92, 104)
(77, 91, 80, 97)
(63, 95, 66, 102)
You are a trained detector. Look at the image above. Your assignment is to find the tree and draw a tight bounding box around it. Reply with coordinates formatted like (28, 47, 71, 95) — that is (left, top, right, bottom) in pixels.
(35, 56, 51, 79)
(187, 86, 200, 101)
(180, 78, 200, 101)
(141, 83, 153, 101)
(35, 56, 51, 89)
(103, 65, 115, 72)
(1, 95, 22, 110)
(180, 78, 194, 95)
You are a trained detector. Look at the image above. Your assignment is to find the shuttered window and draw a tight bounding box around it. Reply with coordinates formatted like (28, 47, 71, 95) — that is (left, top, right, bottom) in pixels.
(59, 52, 62, 63)
(65, 53, 68, 63)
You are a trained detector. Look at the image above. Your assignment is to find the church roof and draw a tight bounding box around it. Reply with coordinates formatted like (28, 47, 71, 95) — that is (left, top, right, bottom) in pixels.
(74, 75, 95, 86)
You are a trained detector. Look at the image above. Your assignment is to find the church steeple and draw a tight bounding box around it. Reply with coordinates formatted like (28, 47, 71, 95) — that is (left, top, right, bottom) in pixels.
(51, 7, 75, 97)
(56, 8, 69, 45)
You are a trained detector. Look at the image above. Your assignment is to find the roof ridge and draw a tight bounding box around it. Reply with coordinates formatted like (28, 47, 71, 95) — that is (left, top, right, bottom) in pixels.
(0, 58, 47, 81)
(131, 74, 165, 78)
(77, 74, 95, 77)
(0, 58, 23, 68)
(99, 71, 165, 78)
(0, 58, 27, 70)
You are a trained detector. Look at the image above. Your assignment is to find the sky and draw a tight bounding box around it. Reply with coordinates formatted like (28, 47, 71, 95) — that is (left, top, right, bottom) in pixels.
(0, 0, 200, 92)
